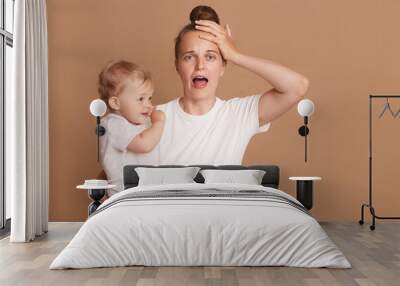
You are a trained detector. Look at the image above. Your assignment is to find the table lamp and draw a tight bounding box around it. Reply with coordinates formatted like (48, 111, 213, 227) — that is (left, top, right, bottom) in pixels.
(89, 99, 107, 161)
(297, 99, 315, 162)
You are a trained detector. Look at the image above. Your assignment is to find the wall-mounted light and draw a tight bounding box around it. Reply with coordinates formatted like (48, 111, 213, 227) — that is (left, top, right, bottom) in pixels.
(297, 99, 315, 162)
(89, 99, 107, 162)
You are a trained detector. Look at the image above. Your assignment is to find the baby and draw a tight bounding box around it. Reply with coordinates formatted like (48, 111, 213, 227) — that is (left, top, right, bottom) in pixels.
(98, 60, 165, 196)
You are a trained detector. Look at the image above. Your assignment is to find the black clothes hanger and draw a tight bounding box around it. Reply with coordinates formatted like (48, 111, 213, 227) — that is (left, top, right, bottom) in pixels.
(360, 95, 400, 231)
(378, 97, 400, 118)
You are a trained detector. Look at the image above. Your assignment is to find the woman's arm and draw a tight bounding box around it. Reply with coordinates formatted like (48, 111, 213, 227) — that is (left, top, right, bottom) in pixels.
(127, 111, 165, 153)
(232, 54, 309, 125)
(196, 20, 309, 125)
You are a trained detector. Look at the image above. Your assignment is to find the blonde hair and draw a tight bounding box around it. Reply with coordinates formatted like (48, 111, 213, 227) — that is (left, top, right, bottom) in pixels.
(98, 60, 153, 109)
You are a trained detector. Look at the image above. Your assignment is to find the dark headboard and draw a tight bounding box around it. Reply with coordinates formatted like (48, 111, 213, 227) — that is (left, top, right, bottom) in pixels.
(123, 165, 280, 190)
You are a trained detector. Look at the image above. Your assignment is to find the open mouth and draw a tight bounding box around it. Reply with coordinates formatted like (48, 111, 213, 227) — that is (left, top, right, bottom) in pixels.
(141, 112, 150, 117)
(192, 75, 208, 89)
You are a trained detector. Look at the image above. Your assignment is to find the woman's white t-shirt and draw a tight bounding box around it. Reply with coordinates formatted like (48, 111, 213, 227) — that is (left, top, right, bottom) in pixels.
(154, 93, 270, 165)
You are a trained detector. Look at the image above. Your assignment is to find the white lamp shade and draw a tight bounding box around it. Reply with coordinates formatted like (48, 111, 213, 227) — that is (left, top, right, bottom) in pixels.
(89, 99, 107, 117)
(297, 99, 314, 117)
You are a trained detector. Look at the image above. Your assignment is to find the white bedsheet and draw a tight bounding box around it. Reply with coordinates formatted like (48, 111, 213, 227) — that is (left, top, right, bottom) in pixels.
(50, 183, 351, 269)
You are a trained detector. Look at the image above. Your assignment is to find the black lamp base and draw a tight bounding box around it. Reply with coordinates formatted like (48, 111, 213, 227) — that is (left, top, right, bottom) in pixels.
(95, 125, 106, 136)
(298, 126, 309, 136)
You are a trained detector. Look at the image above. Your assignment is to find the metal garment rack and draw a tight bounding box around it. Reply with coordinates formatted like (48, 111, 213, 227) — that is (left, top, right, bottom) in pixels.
(359, 95, 400, 230)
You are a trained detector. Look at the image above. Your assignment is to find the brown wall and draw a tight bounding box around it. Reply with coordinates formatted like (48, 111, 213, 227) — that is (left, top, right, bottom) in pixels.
(47, 0, 400, 222)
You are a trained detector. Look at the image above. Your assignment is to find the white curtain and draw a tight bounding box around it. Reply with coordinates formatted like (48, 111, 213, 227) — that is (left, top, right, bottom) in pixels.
(8, 0, 49, 242)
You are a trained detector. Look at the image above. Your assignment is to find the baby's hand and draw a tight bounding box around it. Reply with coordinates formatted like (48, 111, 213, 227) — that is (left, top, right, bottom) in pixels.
(151, 110, 165, 123)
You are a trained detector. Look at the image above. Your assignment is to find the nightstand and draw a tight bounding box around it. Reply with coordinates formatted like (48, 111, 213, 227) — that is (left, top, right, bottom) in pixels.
(77, 184, 115, 216)
(289, 177, 322, 210)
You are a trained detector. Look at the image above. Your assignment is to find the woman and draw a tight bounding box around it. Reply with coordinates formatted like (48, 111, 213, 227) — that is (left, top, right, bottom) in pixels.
(152, 5, 309, 165)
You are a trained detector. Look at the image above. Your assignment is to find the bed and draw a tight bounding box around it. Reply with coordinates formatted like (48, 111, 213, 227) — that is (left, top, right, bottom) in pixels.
(50, 165, 351, 269)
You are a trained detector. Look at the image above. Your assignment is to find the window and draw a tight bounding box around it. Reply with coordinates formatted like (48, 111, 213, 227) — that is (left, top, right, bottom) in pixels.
(0, 0, 14, 235)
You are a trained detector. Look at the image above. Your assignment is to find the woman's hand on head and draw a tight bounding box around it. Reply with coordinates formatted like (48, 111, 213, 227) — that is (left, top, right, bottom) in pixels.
(195, 20, 239, 62)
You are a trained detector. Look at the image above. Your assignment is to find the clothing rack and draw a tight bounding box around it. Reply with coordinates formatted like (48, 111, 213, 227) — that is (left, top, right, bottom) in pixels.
(359, 95, 400, 230)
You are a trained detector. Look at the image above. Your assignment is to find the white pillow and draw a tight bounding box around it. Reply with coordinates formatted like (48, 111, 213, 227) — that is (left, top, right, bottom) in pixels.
(200, 169, 266, 185)
(135, 167, 201, 186)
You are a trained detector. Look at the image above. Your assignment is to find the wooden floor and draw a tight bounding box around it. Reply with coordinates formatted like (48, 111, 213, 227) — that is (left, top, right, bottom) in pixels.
(0, 222, 399, 286)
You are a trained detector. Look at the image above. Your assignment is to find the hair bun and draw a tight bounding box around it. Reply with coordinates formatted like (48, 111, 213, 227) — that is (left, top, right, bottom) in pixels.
(190, 5, 220, 24)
